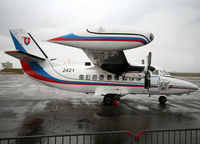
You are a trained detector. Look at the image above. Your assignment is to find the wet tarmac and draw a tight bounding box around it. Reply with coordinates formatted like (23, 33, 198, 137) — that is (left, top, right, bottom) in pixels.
(0, 75, 200, 137)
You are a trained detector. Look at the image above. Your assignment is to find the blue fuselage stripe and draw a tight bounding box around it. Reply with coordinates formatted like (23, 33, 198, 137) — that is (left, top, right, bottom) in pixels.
(29, 62, 146, 87)
(10, 32, 27, 53)
(61, 33, 148, 44)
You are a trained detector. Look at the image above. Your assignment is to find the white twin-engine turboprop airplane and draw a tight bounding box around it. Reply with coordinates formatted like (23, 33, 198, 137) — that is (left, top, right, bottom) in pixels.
(6, 26, 198, 106)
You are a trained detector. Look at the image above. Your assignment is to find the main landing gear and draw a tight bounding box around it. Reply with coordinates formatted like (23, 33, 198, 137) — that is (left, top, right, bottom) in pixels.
(159, 96, 167, 104)
(103, 94, 120, 106)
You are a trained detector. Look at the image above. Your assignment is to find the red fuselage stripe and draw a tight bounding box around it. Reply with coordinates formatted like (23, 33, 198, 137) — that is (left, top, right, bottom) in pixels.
(49, 37, 146, 45)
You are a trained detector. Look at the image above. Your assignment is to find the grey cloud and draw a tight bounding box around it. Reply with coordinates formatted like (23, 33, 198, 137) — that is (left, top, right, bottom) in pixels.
(0, 0, 200, 72)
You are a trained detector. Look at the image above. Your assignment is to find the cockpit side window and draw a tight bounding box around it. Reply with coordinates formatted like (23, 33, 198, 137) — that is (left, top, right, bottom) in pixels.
(163, 70, 170, 76)
(159, 70, 170, 76)
(159, 70, 164, 75)
(154, 70, 159, 75)
(152, 68, 170, 77)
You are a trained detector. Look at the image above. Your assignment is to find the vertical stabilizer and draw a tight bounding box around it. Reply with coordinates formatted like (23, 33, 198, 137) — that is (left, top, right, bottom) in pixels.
(9, 29, 47, 59)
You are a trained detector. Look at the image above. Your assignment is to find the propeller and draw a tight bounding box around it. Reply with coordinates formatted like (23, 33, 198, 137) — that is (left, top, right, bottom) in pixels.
(144, 52, 152, 89)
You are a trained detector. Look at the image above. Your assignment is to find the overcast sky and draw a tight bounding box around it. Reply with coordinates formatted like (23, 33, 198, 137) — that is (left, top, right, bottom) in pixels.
(0, 0, 200, 72)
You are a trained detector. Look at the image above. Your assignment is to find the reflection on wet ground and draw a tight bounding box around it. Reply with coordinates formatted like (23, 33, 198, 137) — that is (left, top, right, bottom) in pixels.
(0, 75, 200, 137)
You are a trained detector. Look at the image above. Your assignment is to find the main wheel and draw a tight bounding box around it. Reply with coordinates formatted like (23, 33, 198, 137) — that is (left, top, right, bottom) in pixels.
(159, 96, 167, 104)
(103, 94, 115, 105)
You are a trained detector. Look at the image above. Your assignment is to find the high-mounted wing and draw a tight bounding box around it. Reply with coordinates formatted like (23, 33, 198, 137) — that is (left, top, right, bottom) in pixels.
(83, 49, 145, 75)
(48, 25, 155, 75)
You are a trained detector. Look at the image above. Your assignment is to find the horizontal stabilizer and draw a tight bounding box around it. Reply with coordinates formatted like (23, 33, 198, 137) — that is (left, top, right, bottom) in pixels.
(5, 50, 45, 63)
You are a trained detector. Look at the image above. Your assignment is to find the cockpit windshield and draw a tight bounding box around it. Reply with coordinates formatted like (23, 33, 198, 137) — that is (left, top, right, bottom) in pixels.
(162, 70, 170, 76)
(152, 69, 171, 77)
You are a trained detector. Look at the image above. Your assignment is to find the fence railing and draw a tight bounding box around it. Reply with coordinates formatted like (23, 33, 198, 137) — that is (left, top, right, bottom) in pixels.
(135, 128, 200, 144)
(0, 128, 200, 144)
(0, 131, 133, 144)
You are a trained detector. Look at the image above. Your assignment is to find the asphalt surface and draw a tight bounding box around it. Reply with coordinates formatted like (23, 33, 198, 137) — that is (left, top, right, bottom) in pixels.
(0, 75, 200, 138)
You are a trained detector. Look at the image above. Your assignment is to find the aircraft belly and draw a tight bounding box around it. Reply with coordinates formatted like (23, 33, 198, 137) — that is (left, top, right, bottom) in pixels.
(39, 81, 145, 95)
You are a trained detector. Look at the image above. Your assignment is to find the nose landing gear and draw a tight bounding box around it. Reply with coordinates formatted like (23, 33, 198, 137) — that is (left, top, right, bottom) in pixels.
(159, 96, 167, 104)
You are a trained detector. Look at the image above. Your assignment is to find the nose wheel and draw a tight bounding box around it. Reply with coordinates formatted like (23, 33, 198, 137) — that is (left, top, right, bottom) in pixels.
(159, 96, 167, 104)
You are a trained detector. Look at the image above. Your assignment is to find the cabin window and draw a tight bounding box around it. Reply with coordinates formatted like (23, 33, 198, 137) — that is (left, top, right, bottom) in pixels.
(123, 76, 127, 81)
(92, 75, 97, 80)
(114, 75, 119, 80)
(99, 75, 104, 80)
(136, 78, 141, 81)
(79, 75, 84, 80)
(86, 75, 91, 80)
(85, 62, 91, 66)
(129, 77, 134, 81)
(107, 75, 112, 80)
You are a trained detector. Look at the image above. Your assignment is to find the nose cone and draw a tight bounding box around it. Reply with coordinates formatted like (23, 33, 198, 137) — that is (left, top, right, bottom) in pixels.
(179, 80, 198, 93)
(181, 81, 199, 94)
(189, 83, 199, 92)
(169, 78, 198, 94)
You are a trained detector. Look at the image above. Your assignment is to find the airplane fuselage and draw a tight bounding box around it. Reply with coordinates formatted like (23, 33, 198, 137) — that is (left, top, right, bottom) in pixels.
(22, 60, 198, 97)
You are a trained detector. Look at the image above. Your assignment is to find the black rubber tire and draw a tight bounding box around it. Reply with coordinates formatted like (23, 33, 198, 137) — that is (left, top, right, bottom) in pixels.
(159, 96, 167, 104)
(103, 95, 114, 105)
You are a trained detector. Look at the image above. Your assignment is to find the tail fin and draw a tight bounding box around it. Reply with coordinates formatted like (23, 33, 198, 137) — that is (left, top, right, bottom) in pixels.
(9, 29, 48, 60)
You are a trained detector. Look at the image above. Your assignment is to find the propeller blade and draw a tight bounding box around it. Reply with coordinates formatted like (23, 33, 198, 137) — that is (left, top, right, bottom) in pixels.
(144, 72, 151, 89)
(144, 52, 152, 89)
(147, 52, 152, 67)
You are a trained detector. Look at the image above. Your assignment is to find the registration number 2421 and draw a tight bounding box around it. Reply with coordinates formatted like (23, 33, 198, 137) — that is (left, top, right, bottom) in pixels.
(63, 68, 75, 73)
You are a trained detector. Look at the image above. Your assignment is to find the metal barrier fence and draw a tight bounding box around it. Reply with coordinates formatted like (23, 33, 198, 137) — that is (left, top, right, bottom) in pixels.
(0, 131, 133, 144)
(1, 128, 200, 144)
(135, 128, 200, 144)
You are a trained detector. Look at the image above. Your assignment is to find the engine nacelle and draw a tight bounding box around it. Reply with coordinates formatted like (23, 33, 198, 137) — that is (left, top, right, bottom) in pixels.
(122, 71, 145, 79)
(48, 25, 154, 51)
